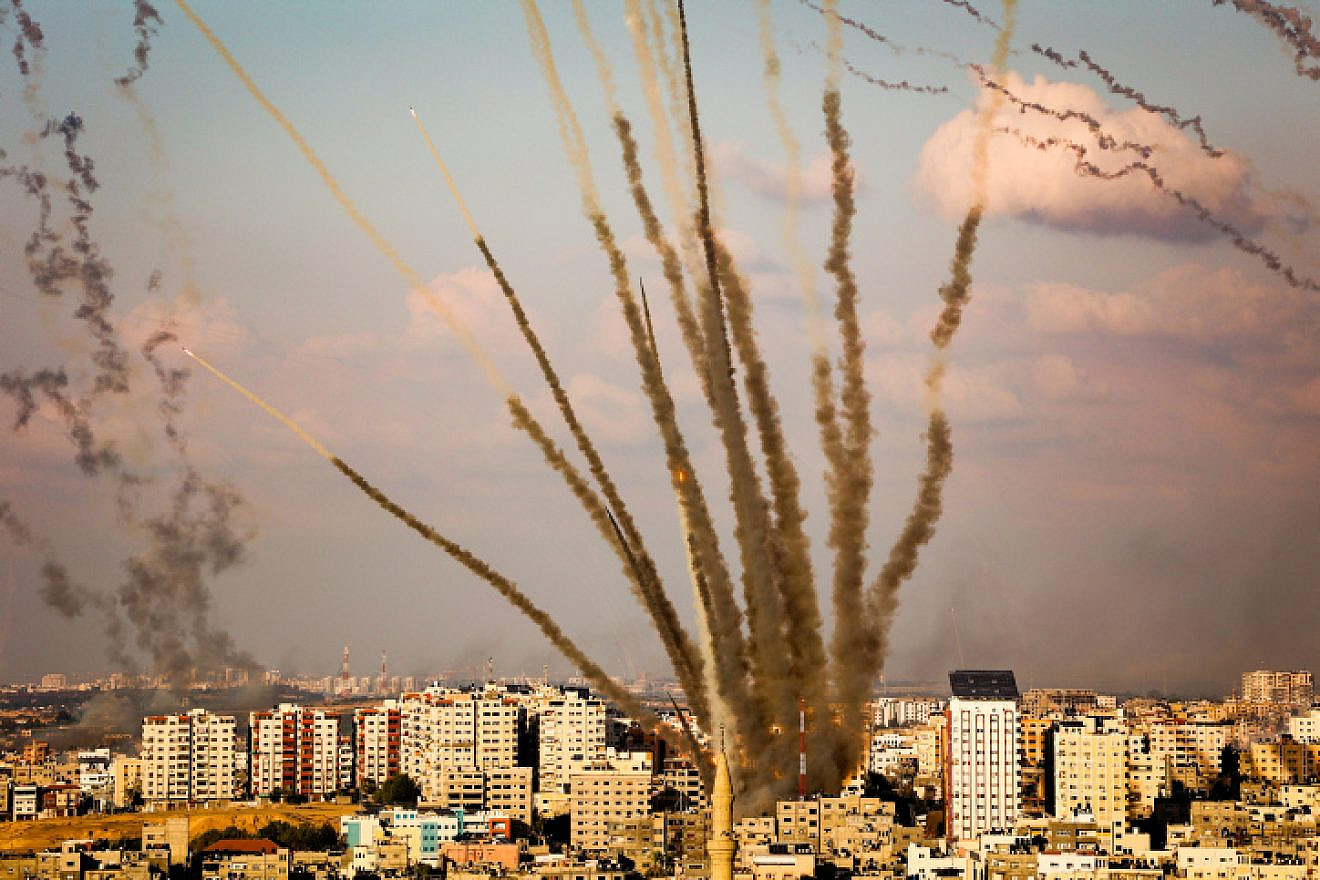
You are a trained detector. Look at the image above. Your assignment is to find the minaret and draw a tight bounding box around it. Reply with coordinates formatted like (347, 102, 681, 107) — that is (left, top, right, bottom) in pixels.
(709, 745, 735, 880)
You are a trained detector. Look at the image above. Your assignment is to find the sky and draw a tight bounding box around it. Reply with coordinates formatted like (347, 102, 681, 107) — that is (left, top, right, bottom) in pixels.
(1, 0, 1318, 698)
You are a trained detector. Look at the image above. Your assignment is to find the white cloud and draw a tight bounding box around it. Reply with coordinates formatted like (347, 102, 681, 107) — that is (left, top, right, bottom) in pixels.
(916, 72, 1272, 241)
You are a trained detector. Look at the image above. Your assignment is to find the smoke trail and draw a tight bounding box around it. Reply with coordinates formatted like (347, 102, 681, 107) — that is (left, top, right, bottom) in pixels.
(756, 0, 826, 354)
(0, 369, 121, 476)
(1030, 44, 1223, 156)
(523, 0, 767, 756)
(940, 0, 1002, 30)
(0, 501, 89, 618)
(115, 0, 163, 87)
(803, 0, 973, 69)
(970, 65, 1153, 158)
(821, 85, 877, 762)
(9, 0, 43, 77)
(182, 350, 683, 752)
(623, 0, 706, 313)
(172, 0, 505, 392)
(408, 106, 706, 722)
(1213, 0, 1320, 80)
(991, 119, 1320, 290)
(842, 59, 952, 95)
(142, 327, 189, 453)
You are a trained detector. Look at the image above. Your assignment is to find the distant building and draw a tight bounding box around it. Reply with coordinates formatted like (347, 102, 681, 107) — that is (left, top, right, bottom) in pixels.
(39, 674, 68, 690)
(1241, 670, 1313, 707)
(945, 670, 1020, 843)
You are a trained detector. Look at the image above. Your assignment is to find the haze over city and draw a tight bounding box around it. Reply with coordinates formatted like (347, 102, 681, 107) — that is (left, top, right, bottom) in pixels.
(2, 0, 1318, 703)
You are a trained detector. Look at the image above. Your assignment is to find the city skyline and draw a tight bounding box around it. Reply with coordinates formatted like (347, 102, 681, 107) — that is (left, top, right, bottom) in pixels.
(2, 1, 1318, 696)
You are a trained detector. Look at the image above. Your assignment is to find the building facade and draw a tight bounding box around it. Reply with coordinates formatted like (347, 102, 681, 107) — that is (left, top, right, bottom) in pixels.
(945, 670, 1020, 843)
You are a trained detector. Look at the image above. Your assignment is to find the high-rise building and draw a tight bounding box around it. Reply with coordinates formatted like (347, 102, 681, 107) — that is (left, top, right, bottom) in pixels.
(399, 685, 522, 803)
(538, 688, 607, 795)
(944, 670, 1020, 843)
(354, 703, 402, 789)
(141, 709, 239, 808)
(1052, 714, 1125, 830)
(249, 704, 341, 799)
(1240, 670, 1313, 707)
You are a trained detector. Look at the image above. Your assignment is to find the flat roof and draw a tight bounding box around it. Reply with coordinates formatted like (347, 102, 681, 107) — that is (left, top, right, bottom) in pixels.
(949, 670, 1019, 699)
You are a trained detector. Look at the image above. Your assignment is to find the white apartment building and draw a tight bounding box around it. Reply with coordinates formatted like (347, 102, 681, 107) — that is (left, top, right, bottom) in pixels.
(249, 704, 341, 799)
(872, 698, 944, 728)
(141, 709, 239, 808)
(354, 702, 402, 789)
(400, 686, 521, 802)
(539, 688, 607, 795)
(1052, 715, 1126, 830)
(945, 670, 1020, 843)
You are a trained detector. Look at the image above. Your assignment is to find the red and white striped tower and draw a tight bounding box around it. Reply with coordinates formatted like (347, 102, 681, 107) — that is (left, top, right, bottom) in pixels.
(799, 698, 807, 800)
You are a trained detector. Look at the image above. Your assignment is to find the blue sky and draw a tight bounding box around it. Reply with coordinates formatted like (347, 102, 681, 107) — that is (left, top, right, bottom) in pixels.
(2, 1, 1318, 695)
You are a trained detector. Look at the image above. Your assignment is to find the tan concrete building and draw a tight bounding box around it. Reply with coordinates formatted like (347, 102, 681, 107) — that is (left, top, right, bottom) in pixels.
(141, 709, 239, 809)
(1053, 714, 1126, 830)
(569, 767, 651, 852)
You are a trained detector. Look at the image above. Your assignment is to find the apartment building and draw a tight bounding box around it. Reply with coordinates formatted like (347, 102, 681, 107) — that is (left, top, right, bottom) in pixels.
(539, 688, 607, 796)
(248, 704, 341, 799)
(1052, 714, 1126, 830)
(353, 703, 401, 789)
(569, 765, 651, 852)
(141, 709, 239, 809)
(1241, 670, 1313, 707)
(945, 670, 1020, 843)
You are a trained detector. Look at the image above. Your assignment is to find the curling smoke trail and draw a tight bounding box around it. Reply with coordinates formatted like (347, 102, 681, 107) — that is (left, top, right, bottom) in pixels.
(182, 347, 678, 743)
(172, 0, 504, 391)
(409, 107, 706, 719)
(941, 0, 1002, 30)
(1214, 0, 1320, 80)
(803, 0, 973, 68)
(1030, 44, 1223, 156)
(8, 0, 43, 77)
(115, 0, 163, 87)
(999, 126, 1320, 291)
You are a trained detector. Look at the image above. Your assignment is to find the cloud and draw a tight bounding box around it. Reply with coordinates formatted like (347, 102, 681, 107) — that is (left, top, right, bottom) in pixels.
(711, 141, 843, 204)
(1025, 263, 1316, 342)
(915, 71, 1274, 240)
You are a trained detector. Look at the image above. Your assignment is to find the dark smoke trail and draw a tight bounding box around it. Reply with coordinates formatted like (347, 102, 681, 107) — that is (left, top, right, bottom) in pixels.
(9, 0, 43, 77)
(998, 126, 1320, 291)
(929, 208, 984, 349)
(801, 0, 973, 67)
(504, 389, 708, 724)
(1213, 0, 1320, 80)
(821, 87, 876, 764)
(142, 327, 190, 453)
(0, 368, 121, 476)
(327, 454, 682, 749)
(115, 0, 163, 86)
(712, 235, 834, 789)
(1030, 44, 1224, 157)
(971, 65, 1154, 159)
(473, 233, 706, 718)
(941, 0, 1002, 29)
(0, 501, 93, 619)
(524, 0, 759, 756)
(677, 0, 787, 777)
(866, 409, 954, 690)
(612, 114, 708, 395)
(842, 59, 952, 95)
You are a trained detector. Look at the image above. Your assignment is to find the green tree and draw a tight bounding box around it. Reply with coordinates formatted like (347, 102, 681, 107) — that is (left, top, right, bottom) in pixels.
(372, 773, 420, 807)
